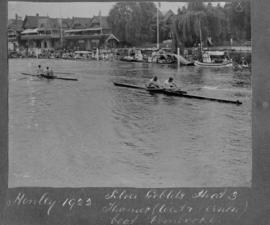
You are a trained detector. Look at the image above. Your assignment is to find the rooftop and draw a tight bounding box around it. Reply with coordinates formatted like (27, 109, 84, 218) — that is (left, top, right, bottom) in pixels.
(91, 16, 110, 29)
(20, 15, 111, 30)
(8, 19, 23, 31)
(23, 15, 49, 29)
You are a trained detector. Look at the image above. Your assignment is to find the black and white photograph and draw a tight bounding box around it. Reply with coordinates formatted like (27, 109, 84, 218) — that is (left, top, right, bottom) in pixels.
(8, 1, 251, 188)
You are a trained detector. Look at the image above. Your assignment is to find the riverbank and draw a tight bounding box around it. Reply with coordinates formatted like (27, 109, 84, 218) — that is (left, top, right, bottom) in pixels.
(9, 45, 252, 68)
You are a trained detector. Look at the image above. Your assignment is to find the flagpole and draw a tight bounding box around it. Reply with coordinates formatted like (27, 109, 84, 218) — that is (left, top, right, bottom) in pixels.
(60, 17, 63, 48)
(157, 2, 160, 49)
(199, 20, 203, 54)
(58, 9, 63, 49)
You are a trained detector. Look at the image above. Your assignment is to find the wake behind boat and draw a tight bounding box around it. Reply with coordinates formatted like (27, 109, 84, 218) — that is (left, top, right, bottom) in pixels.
(113, 82, 242, 105)
(21, 73, 78, 81)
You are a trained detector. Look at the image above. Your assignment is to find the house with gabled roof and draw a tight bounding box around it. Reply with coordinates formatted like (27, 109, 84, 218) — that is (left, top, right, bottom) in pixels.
(63, 13, 119, 51)
(23, 14, 49, 29)
(20, 14, 62, 50)
(90, 15, 111, 33)
(70, 17, 91, 29)
(18, 13, 119, 52)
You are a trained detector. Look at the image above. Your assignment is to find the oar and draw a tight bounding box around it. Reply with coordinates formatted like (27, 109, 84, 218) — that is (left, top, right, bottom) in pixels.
(21, 72, 38, 77)
(181, 93, 242, 105)
(53, 77, 78, 81)
(113, 82, 146, 90)
(55, 72, 74, 75)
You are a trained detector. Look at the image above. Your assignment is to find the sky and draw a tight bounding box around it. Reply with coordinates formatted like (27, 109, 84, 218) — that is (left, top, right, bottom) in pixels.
(8, 1, 226, 19)
(8, 2, 189, 19)
(8, 2, 205, 18)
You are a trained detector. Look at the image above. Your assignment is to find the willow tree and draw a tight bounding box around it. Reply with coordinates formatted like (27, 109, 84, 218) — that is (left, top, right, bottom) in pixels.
(173, 3, 208, 48)
(205, 3, 227, 45)
(107, 2, 133, 44)
(227, 1, 251, 41)
(108, 2, 157, 46)
(172, 1, 238, 49)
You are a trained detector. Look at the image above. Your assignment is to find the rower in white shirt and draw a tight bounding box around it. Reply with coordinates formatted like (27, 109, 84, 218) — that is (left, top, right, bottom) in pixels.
(146, 76, 161, 89)
(163, 77, 178, 90)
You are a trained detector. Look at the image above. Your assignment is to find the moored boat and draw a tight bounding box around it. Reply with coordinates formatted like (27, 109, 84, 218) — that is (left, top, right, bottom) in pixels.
(194, 60, 233, 67)
(195, 51, 233, 67)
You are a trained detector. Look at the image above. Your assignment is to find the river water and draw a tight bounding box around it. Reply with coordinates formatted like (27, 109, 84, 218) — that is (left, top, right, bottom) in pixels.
(9, 58, 251, 187)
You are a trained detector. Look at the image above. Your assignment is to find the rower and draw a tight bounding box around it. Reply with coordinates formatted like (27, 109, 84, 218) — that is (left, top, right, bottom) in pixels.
(45, 67, 54, 77)
(163, 77, 178, 90)
(241, 57, 248, 68)
(146, 76, 161, 89)
(36, 65, 44, 76)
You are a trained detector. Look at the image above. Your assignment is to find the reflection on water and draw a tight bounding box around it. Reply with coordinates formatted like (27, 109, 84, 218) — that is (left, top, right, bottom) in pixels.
(9, 59, 251, 187)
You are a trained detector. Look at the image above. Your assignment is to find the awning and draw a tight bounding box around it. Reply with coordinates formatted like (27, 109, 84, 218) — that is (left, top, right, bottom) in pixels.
(21, 28, 39, 34)
(205, 51, 225, 56)
(162, 39, 172, 44)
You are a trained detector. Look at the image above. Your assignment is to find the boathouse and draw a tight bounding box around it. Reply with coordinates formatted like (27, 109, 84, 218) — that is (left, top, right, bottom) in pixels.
(20, 14, 63, 50)
(63, 15, 119, 50)
(19, 14, 119, 52)
(64, 28, 119, 50)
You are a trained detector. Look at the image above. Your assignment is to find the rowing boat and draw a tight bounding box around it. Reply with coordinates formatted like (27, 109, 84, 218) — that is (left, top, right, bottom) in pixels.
(113, 82, 242, 105)
(113, 82, 187, 95)
(21, 73, 78, 81)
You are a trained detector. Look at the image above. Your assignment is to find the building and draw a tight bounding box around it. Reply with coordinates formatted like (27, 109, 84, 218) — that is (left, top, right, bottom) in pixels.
(8, 14, 23, 51)
(91, 15, 111, 33)
(63, 14, 119, 50)
(20, 14, 62, 50)
(18, 13, 119, 52)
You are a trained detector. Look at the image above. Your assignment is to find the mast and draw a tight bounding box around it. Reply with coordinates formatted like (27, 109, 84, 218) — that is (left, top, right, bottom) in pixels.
(58, 9, 63, 49)
(157, 2, 160, 49)
(198, 19, 203, 62)
(199, 19, 203, 53)
(60, 17, 63, 48)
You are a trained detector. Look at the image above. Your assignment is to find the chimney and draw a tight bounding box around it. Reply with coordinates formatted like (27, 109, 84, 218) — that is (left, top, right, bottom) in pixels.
(36, 13, 39, 17)
(15, 13, 18, 20)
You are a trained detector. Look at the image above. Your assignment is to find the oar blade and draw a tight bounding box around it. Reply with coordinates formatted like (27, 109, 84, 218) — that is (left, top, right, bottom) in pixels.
(55, 77, 78, 81)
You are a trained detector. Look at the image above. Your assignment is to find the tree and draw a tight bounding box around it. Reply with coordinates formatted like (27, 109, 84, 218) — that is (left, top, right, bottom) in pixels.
(107, 3, 133, 45)
(108, 1, 251, 48)
(108, 2, 157, 46)
(173, 2, 208, 48)
(205, 2, 227, 45)
(172, 1, 251, 48)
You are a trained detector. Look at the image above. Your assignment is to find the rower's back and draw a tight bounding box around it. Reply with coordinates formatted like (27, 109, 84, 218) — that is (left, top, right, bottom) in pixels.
(37, 65, 44, 75)
(49, 69, 54, 77)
